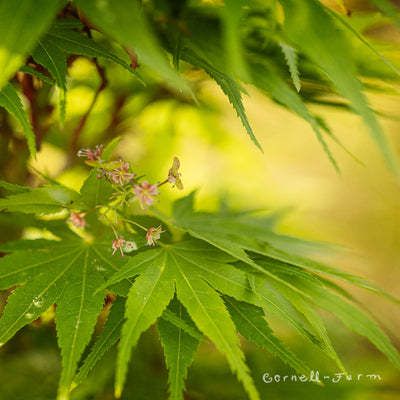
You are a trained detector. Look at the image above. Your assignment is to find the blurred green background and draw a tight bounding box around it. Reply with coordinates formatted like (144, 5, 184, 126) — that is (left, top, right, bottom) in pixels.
(1, 1, 400, 399)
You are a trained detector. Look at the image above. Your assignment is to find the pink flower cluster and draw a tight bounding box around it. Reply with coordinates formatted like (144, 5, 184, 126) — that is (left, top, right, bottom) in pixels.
(75, 144, 184, 256)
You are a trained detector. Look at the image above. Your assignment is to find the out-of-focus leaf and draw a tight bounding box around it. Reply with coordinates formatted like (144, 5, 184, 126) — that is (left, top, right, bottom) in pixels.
(324, 6, 400, 80)
(280, 0, 399, 174)
(183, 50, 263, 152)
(0, 0, 60, 90)
(72, 297, 126, 389)
(0, 185, 80, 214)
(46, 29, 144, 84)
(0, 180, 30, 194)
(266, 279, 346, 373)
(291, 276, 400, 370)
(220, 0, 249, 80)
(20, 65, 55, 86)
(32, 38, 67, 126)
(249, 63, 339, 171)
(0, 83, 36, 158)
(367, 0, 400, 28)
(279, 41, 301, 92)
(167, 192, 397, 301)
(75, 0, 190, 94)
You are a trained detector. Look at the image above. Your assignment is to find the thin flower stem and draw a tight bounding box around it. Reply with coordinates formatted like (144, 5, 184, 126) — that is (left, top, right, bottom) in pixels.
(80, 206, 98, 216)
(120, 218, 148, 232)
(103, 213, 120, 240)
(157, 178, 169, 187)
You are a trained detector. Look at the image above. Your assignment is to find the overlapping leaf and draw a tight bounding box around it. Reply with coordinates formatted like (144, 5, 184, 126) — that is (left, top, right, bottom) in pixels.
(165, 192, 395, 299)
(0, 83, 36, 158)
(0, 184, 80, 214)
(32, 38, 67, 125)
(75, 0, 190, 94)
(279, 41, 301, 92)
(45, 28, 144, 84)
(279, 0, 399, 173)
(0, 236, 128, 399)
(0, 0, 60, 90)
(158, 297, 201, 400)
(97, 239, 332, 400)
(270, 273, 400, 370)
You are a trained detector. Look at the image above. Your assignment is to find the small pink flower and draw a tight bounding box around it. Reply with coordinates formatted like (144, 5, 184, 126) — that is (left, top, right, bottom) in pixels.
(77, 144, 103, 161)
(168, 157, 183, 190)
(68, 212, 86, 229)
(109, 162, 136, 186)
(146, 225, 165, 246)
(112, 237, 127, 257)
(132, 181, 159, 208)
(111, 237, 137, 257)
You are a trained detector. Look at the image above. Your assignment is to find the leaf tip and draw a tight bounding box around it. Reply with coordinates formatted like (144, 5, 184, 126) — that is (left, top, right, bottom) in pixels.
(115, 387, 122, 399)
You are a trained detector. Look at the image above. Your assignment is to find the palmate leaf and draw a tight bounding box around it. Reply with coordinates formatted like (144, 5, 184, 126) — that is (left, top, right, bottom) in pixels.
(97, 242, 261, 400)
(0, 82, 36, 158)
(0, 236, 128, 400)
(0, 0, 60, 91)
(158, 193, 324, 299)
(166, 192, 396, 300)
(72, 295, 205, 394)
(158, 297, 201, 400)
(99, 237, 322, 358)
(279, 0, 399, 174)
(32, 38, 67, 126)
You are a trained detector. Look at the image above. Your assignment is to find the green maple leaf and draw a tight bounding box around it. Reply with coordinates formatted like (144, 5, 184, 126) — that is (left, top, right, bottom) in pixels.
(0, 235, 127, 400)
(97, 239, 314, 400)
(164, 192, 397, 301)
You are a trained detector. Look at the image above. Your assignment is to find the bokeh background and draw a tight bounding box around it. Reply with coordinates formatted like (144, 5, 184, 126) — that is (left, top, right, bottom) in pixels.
(1, 1, 400, 399)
